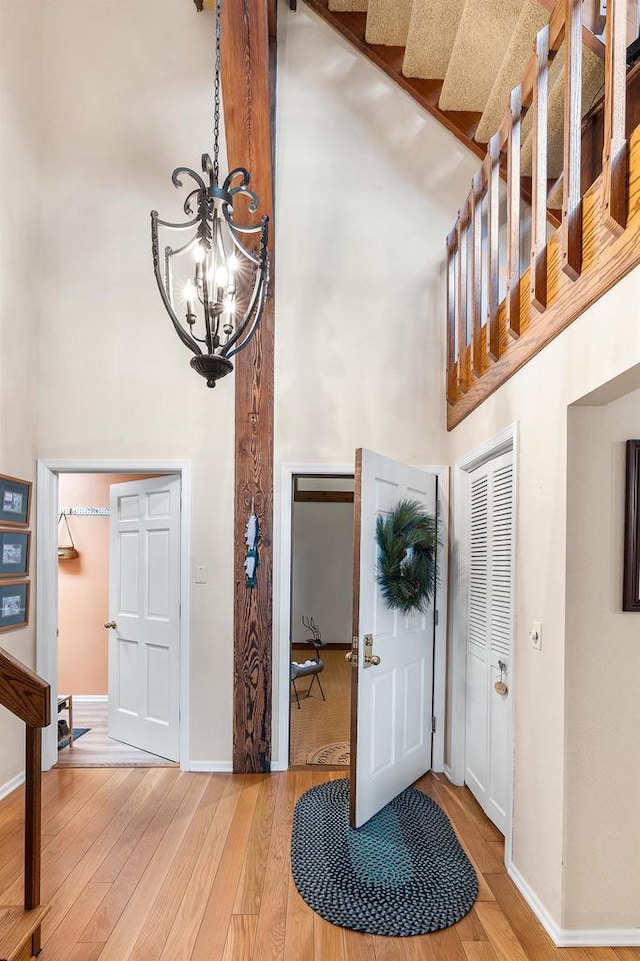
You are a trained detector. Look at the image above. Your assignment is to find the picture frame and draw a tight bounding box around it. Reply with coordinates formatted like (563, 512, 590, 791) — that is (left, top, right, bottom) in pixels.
(0, 579, 30, 633)
(0, 474, 32, 528)
(0, 530, 31, 578)
(622, 440, 640, 612)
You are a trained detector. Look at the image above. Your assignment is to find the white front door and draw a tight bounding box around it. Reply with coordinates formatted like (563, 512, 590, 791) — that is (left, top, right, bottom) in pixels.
(350, 448, 438, 828)
(464, 450, 514, 833)
(107, 475, 181, 761)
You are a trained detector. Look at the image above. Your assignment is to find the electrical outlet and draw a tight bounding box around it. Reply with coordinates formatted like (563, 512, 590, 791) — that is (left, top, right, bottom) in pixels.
(529, 620, 542, 651)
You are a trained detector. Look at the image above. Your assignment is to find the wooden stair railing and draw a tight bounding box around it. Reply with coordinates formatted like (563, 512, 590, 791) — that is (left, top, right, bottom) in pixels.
(0, 648, 50, 960)
(446, 0, 640, 429)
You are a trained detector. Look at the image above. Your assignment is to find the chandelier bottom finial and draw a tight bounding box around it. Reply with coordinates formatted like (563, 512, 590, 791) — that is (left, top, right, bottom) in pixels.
(190, 354, 235, 388)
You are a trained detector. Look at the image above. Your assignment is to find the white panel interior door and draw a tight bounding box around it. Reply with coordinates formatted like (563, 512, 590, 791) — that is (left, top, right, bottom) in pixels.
(108, 475, 181, 761)
(464, 451, 514, 833)
(350, 448, 437, 828)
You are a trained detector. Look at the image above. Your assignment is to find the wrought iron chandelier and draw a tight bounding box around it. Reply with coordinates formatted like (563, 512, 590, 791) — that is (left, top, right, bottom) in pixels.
(151, 0, 269, 388)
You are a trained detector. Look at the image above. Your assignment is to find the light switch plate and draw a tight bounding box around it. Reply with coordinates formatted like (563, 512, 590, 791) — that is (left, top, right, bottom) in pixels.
(195, 565, 207, 584)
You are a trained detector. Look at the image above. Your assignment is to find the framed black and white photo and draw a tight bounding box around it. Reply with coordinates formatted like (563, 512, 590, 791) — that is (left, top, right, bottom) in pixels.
(623, 440, 640, 611)
(0, 474, 32, 528)
(0, 579, 30, 633)
(0, 530, 31, 577)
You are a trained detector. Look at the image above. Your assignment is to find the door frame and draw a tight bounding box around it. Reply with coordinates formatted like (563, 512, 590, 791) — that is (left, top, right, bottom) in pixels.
(36, 458, 192, 772)
(274, 461, 449, 773)
(449, 423, 518, 858)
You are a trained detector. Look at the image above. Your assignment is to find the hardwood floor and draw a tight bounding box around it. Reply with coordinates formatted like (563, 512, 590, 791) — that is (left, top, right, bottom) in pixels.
(0, 768, 638, 961)
(55, 701, 178, 768)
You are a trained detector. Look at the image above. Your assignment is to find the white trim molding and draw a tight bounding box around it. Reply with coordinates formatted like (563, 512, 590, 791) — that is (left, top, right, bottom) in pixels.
(37, 459, 192, 773)
(188, 760, 233, 773)
(417, 465, 450, 774)
(508, 860, 640, 947)
(0, 771, 25, 802)
(72, 695, 109, 703)
(275, 462, 352, 771)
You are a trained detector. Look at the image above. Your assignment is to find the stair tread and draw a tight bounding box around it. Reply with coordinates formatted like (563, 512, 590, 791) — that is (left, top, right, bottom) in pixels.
(403, 0, 467, 80)
(475, 0, 549, 142)
(328, 0, 368, 10)
(0, 906, 49, 961)
(364, 0, 412, 46)
(439, 0, 524, 112)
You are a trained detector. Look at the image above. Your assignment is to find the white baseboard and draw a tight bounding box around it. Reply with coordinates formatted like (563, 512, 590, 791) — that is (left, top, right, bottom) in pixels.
(0, 771, 25, 802)
(72, 695, 108, 703)
(507, 859, 640, 947)
(443, 763, 453, 782)
(188, 760, 233, 773)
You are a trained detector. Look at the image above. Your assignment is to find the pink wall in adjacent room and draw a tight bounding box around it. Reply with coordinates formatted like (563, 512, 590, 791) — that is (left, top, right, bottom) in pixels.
(57, 473, 160, 695)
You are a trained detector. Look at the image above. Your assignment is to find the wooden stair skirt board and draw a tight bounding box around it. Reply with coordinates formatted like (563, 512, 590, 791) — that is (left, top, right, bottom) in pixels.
(0, 905, 49, 961)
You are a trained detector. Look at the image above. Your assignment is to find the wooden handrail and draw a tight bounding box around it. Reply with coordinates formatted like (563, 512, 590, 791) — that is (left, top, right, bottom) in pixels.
(0, 647, 50, 956)
(0, 648, 49, 728)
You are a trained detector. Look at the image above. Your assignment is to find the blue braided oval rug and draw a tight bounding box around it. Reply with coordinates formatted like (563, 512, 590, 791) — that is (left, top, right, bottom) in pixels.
(291, 778, 478, 937)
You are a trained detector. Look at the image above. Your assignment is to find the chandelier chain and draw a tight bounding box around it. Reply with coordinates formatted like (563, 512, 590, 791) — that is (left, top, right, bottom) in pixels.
(213, 0, 222, 185)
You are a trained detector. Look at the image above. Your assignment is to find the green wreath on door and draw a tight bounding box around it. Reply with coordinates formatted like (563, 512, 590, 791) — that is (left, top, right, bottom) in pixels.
(375, 499, 438, 615)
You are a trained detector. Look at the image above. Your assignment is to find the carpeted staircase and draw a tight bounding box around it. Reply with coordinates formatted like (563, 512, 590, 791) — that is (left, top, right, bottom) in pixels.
(326, 0, 605, 181)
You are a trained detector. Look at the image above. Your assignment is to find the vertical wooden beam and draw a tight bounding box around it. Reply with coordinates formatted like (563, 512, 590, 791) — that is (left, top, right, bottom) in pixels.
(487, 134, 501, 360)
(561, 0, 584, 280)
(506, 85, 522, 339)
(531, 24, 550, 313)
(220, 0, 276, 773)
(470, 172, 484, 375)
(446, 230, 458, 406)
(456, 206, 470, 393)
(602, 0, 628, 235)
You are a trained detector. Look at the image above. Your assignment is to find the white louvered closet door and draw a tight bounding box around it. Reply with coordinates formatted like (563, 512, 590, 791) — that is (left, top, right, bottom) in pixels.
(464, 450, 514, 834)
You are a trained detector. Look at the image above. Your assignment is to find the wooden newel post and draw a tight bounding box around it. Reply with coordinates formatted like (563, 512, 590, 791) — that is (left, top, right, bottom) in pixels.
(25, 725, 43, 954)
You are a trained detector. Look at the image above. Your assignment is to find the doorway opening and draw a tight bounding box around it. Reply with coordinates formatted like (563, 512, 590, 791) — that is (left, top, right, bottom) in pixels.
(37, 459, 192, 773)
(55, 472, 176, 768)
(288, 472, 355, 768)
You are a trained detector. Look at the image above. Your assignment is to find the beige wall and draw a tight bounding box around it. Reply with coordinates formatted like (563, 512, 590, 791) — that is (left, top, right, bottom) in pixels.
(292, 501, 353, 645)
(36, 0, 235, 765)
(272, 3, 480, 756)
(57, 473, 161, 696)
(445, 265, 640, 928)
(0, 0, 41, 790)
(564, 389, 640, 928)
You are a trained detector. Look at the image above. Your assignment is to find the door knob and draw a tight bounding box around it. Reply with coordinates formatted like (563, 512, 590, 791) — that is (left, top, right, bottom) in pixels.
(345, 651, 353, 662)
(103, 620, 117, 629)
(368, 654, 381, 667)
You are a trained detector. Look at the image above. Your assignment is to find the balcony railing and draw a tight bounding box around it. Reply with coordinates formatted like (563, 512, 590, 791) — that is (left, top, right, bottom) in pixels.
(446, 0, 640, 428)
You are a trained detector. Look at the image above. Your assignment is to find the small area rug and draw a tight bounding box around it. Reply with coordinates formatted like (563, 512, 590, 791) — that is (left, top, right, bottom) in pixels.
(306, 741, 350, 766)
(58, 728, 90, 751)
(291, 777, 477, 937)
